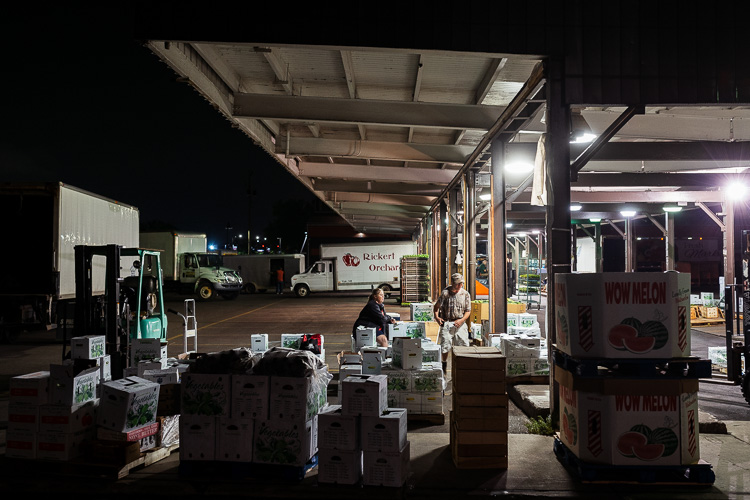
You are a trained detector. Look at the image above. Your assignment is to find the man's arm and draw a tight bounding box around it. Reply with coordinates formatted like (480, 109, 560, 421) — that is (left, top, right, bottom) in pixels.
(433, 295, 444, 326)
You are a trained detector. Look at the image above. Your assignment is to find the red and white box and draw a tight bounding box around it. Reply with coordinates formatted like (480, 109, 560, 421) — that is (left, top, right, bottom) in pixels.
(554, 272, 691, 359)
(556, 366, 700, 466)
(10, 372, 50, 405)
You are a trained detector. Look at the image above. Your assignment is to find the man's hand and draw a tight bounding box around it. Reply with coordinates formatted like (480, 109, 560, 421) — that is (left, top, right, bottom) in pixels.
(454, 319, 463, 328)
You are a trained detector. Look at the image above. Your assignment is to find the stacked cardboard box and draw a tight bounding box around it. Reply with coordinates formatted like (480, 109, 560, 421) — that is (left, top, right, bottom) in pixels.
(554, 272, 702, 467)
(450, 346, 508, 469)
(318, 374, 409, 487)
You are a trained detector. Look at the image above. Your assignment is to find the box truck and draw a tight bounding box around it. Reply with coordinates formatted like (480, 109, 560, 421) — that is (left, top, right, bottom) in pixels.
(291, 240, 417, 297)
(222, 254, 306, 294)
(139, 232, 242, 301)
(0, 182, 139, 341)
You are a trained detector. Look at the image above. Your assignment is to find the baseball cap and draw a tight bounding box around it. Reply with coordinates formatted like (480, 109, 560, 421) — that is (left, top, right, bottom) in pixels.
(451, 273, 464, 285)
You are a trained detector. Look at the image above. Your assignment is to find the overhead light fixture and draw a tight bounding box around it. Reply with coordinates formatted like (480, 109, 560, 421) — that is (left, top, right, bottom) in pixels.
(620, 210, 636, 217)
(726, 182, 747, 200)
(570, 204, 582, 211)
(531, 230, 540, 234)
(663, 205, 682, 213)
(589, 218, 601, 223)
(479, 187, 491, 201)
(506, 223, 513, 228)
(505, 162, 534, 174)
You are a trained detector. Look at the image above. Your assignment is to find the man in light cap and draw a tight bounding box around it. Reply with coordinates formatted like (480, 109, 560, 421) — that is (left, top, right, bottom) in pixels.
(433, 273, 472, 375)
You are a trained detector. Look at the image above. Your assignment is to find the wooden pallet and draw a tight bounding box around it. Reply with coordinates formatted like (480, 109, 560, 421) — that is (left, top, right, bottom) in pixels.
(3, 443, 179, 481)
(553, 437, 715, 485)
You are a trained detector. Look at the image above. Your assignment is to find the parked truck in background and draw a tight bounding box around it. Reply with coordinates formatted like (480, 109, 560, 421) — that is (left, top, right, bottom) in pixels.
(291, 240, 417, 297)
(139, 231, 242, 301)
(0, 182, 139, 341)
(222, 254, 305, 294)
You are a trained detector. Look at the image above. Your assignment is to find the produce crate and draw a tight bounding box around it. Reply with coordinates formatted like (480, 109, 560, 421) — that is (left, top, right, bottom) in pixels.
(507, 303, 526, 314)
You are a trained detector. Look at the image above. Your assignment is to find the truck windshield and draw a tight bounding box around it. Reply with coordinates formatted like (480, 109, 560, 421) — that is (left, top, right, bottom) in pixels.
(197, 254, 223, 268)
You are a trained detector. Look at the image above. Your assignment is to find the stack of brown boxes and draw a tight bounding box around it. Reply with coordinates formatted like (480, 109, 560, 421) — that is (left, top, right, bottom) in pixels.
(450, 346, 509, 469)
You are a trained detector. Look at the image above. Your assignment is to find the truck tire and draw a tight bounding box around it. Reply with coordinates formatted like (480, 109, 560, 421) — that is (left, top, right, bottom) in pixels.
(294, 284, 310, 298)
(197, 281, 215, 301)
(244, 283, 256, 294)
(380, 284, 392, 298)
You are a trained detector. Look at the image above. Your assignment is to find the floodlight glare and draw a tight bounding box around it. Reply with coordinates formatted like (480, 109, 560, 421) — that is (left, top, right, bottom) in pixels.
(570, 204, 582, 211)
(663, 205, 682, 213)
(589, 218, 601, 223)
(505, 161, 534, 173)
(620, 210, 636, 217)
(726, 182, 748, 200)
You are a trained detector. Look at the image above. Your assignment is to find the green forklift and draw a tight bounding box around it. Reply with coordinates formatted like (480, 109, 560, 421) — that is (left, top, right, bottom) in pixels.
(71, 244, 167, 379)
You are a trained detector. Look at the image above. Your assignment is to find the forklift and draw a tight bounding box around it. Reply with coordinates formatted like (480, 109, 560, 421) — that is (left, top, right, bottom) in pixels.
(69, 244, 167, 380)
(724, 229, 750, 406)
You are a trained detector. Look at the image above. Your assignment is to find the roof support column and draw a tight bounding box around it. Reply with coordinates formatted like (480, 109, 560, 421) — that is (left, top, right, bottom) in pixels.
(439, 201, 448, 293)
(490, 139, 508, 335)
(626, 217, 636, 272)
(665, 212, 676, 271)
(449, 188, 460, 277)
(594, 223, 603, 273)
(544, 58, 571, 427)
(465, 169, 477, 298)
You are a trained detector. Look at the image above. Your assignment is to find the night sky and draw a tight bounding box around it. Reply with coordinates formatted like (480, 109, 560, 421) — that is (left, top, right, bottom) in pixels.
(0, 7, 318, 249)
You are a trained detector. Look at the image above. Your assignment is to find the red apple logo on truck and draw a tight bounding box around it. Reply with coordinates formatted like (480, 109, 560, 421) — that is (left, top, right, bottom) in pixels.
(342, 253, 360, 267)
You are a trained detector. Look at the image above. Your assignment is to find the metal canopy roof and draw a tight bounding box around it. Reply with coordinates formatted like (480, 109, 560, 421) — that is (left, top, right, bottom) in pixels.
(144, 40, 750, 236)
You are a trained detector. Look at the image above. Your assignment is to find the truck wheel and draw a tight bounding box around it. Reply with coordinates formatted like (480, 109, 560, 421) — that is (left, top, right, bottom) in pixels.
(221, 292, 239, 300)
(294, 284, 310, 298)
(380, 284, 392, 298)
(244, 283, 256, 294)
(197, 281, 214, 301)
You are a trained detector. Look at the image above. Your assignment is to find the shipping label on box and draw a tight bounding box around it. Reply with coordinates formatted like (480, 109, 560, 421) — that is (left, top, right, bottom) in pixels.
(318, 404, 360, 451)
(269, 375, 327, 422)
(555, 272, 691, 359)
(318, 448, 363, 485)
(216, 417, 254, 462)
(399, 392, 421, 413)
(130, 338, 167, 365)
(10, 371, 50, 406)
(556, 366, 700, 466)
(231, 374, 269, 420)
(410, 302, 434, 322)
(421, 392, 444, 414)
(392, 337, 422, 370)
(181, 373, 231, 417)
(39, 400, 98, 434)
(180, 415, 216, 461)
(5, 428, 37, 459)
(71, 335, 106, 360)
(251, 334, 269, 353)
(253, 416, 317, 467)
(363, 441, 410, 487)
(49, 364, 100, 406)
(99, 377, 160, 432)
(341, 374, 388, 417)
(361, 408, 407, 453)
(97, 421, 159, 442)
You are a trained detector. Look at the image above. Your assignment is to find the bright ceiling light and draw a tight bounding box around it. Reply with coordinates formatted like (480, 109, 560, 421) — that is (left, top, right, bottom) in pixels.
(726, 182, 747, 200)
(531, 230, 540, 234)
(570, 204, 582, 211)
(663, 205, 682, 213)
(620, 210, 636, 217)
(479, 193, 491, 201)
(505, 162, 534, 174)
(506, 223, 513, 228)
(571, 133, 597, 144)
(589, 218, 601, 223)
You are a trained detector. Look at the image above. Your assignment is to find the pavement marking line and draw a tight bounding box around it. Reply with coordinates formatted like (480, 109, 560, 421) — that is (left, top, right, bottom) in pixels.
(167, 300, 282, 342)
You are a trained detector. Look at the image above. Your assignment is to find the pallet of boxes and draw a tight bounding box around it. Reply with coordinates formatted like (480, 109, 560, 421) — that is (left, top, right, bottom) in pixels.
(552, 272, 715, 484)
(6, 335, 181, 476)
(450, 346, 509, 469)
(487, 312, 549, 381)
(178, 345, 331, 480)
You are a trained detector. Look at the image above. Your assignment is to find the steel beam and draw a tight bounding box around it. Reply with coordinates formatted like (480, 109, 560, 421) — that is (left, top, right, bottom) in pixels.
(300, 162, 457, 184)
(233, 93, 505, 130)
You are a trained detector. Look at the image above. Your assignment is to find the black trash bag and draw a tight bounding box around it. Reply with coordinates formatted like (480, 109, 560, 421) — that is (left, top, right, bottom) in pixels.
(190, 347, 257, 374)
(252, 346, 325, 378)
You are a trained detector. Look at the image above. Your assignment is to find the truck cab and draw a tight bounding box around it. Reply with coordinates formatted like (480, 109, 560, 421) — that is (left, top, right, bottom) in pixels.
(178, 252, 243, 301)
(291, 259, 334, 297)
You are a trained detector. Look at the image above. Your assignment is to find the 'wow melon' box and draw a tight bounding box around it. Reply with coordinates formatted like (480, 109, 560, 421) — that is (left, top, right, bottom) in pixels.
(554, 272, 691, 359)
(556, 366, 700, 466)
